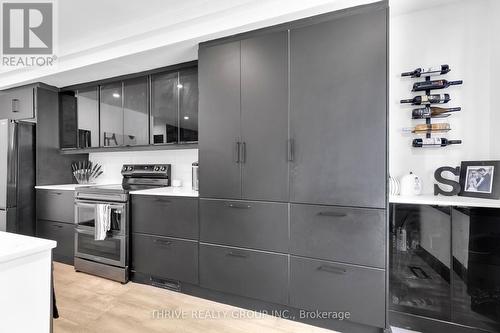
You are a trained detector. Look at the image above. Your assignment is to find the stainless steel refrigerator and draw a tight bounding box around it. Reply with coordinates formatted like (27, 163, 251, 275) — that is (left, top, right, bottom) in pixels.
(0, 119, 35, 235)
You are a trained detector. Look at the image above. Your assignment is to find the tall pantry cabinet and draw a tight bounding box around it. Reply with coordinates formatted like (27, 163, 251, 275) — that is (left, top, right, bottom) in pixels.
(198, 2, 388, 332)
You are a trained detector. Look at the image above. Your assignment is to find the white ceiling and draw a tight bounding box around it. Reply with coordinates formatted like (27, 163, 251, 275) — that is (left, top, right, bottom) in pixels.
(0, 0, 386, 89)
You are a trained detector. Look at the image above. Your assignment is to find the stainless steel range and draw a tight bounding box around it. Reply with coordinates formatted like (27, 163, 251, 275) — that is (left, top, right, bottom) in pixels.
(74, 164, 171, 283)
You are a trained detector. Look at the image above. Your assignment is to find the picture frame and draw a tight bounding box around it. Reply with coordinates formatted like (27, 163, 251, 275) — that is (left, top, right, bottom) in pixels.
(459, 160, 500, 199)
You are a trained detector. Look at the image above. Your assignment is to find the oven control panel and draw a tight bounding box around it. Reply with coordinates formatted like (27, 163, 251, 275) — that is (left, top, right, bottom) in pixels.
(121, 164, 170, 177)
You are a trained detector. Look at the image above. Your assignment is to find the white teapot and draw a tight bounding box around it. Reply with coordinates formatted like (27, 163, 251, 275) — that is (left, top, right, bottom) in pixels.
(400, 172, 423, 196)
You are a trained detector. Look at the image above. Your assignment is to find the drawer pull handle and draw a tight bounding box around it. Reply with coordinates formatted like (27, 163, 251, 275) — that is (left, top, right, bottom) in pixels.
(317, 211, 347, 218)
(317, 265, 347, 275)
(52, 225, 63, 229)
(226, 251, 248, 259)
(154, 198, 171, 203)
(48, 192, 62, 195)
(154, 239, 172, 246)
(225, 203, 251, 209)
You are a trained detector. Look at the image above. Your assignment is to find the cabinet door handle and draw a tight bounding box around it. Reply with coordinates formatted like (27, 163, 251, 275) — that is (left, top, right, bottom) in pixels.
(11, 99, 20, 113)
(287, 139, 294, 162)
(153, 239, 172, 246)
(317, 265, 347, 275)
(240, 142, 246, 163)
(234, 141, 241, 163)
(51, 224, 63, 229)
(225, 202, 251, 209)
(317, 211, 347, 218)
(226, 251, 248, 259)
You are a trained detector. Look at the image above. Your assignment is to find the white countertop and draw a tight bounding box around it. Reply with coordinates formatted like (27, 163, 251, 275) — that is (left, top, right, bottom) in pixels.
(130, 187, 199, 197)
(35, 184, 89, 191)
(390, 194, 500, 208)
(0, 232, 56, 263)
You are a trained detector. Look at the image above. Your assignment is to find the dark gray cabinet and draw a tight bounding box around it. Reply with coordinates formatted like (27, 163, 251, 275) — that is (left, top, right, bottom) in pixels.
(290, 256, 385, 328)
(289, 7, 387, 209)
(199, 243, 288, 305)
(200, 199, 288, 253)
(36, 189, 75, 223)
(199, 41, 241, 199)
(37, 219, 75, 265)
(131, 195, 198, 239)
(76, 86, 99, 148)
(132, 233, 198, 284)
(0, 85, 35, 120)
(290, 204, 386, 268)
(199, 32, 288, 201)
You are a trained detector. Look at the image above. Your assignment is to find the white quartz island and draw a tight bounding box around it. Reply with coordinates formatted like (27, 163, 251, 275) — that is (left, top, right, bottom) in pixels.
(0, 232, 56, 333)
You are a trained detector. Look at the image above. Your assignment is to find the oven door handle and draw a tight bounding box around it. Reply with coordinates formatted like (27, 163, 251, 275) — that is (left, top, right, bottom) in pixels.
(75, 201, 125, 211)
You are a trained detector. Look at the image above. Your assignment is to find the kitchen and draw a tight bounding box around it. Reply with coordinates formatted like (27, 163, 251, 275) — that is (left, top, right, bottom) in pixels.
(0, 0, 499, 333)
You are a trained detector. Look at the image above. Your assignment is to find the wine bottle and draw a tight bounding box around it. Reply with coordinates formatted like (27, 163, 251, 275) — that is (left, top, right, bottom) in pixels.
(400, 94, 450, 105)
(403, 123, 450, 133)
(412, 107, 461, 119)
(412, 138, 462, 147)
(412, 79, 463, 92)
(401, 64, 450, 78)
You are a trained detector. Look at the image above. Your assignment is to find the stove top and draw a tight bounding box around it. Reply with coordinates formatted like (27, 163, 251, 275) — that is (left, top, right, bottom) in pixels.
(77, 183, 165, 194)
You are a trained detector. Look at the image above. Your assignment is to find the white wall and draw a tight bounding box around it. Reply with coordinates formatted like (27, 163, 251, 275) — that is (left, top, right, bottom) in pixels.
(89, 149, 198, 188)
(389, 0, 499, 194)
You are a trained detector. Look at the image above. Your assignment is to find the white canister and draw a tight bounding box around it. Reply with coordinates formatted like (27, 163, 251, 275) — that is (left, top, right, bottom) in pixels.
(389, 176, 401, 196)
(400, 172, 423, 196)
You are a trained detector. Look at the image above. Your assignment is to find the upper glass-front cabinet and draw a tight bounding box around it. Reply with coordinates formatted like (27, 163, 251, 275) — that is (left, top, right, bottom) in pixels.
(76, 86, 99, 148)
(100, 82, 124, 147)
(151, 67, 199, 144)
(123, 77, 149, 146)
(151, 72, 178, 144)
(59, 65, 198, 150)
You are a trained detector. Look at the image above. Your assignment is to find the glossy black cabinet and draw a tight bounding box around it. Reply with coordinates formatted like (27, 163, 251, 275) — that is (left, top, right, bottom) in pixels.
(0, 85, 35, 120)
(37, 219, 75, 265)
(131, 195, 198, 239)
(76, 86, 99, 148)
(123, 77, 149, 146)
(100, 82, 124, 147)
(390, 204, 500, 333)
(289, 7, 387, 209)
(60, 65, 198, 150)
(151, 67, 199, 145)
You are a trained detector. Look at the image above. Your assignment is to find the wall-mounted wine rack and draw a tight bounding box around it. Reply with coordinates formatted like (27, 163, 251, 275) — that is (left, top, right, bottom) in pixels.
(400, 64, 463, 148)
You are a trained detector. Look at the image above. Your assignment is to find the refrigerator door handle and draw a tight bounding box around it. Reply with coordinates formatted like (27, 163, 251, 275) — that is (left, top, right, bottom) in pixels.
(0, 120, 17, 209)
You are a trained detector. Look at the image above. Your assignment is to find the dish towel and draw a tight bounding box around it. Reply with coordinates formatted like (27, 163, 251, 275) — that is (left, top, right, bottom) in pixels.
(95, 204, 111, 240)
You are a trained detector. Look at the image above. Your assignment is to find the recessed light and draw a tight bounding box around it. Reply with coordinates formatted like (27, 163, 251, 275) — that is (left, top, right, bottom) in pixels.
(177, 84, 183, 89)
(183, 116, 189, 120)
(112, 93, 120, 98)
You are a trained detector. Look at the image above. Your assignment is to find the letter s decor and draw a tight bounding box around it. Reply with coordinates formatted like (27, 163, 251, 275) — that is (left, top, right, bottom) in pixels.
(434, 166, 461, 196)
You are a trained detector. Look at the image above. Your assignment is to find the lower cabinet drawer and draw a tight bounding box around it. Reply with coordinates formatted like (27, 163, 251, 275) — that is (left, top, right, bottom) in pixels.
(37, 220, 74, 265)
(200, 199, 288, 252)
(199, 243, 288, 305)
(36, 189, 75, 223)
(290, 204, 386, 268)
(289, 256, 385, 328)
(132, 233, 198, 284)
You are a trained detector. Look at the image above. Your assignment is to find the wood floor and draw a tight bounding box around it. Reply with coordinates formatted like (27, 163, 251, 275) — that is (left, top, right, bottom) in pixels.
(53, 263, 334, 333)
(53, 263, 418, 333)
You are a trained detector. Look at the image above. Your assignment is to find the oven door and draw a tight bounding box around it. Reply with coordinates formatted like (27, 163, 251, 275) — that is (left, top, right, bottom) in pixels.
(75, 228, 127, 267)
(74, 201, 127, 236)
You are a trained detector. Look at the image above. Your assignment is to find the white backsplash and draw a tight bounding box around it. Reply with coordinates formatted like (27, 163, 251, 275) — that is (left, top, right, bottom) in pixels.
(89, 149, 198, 187)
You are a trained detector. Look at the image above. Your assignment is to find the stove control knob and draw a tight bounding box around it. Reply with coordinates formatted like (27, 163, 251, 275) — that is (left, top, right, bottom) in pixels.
(122, 166, 127, 172)
(154, 166, 160, 171)
(160, 166, 166, 171)
(127, 166, 134, 171)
